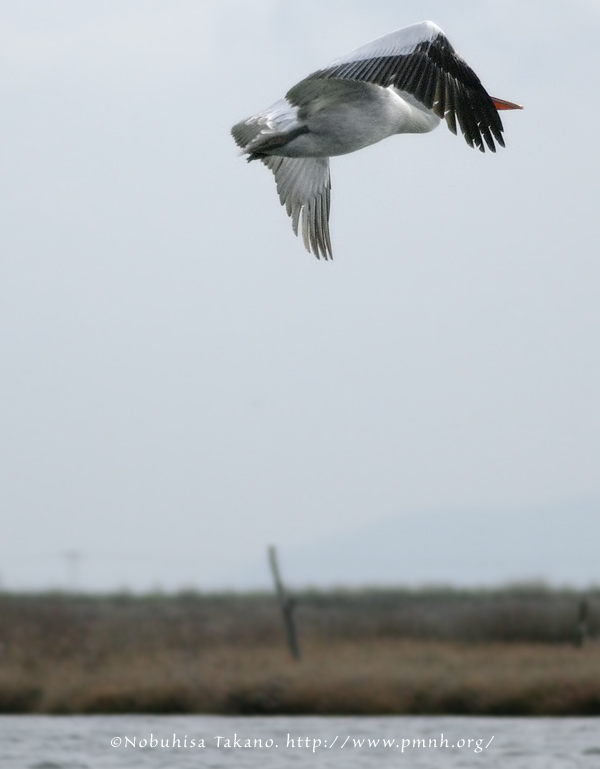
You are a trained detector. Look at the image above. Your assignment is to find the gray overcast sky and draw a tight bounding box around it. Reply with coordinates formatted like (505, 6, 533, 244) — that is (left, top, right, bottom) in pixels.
(0, 0, 598, 591)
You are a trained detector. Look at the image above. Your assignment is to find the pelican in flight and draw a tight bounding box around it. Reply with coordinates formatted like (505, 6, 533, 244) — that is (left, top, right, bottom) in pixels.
(232, 21, 522, 260)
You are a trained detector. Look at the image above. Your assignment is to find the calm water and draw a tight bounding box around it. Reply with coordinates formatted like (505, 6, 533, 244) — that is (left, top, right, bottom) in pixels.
(0, 715, 598, 768)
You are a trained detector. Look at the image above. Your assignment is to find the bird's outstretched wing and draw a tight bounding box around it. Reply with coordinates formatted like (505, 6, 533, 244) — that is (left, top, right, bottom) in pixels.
(260, 156, 332, 260)
(303, 20, 505, 152)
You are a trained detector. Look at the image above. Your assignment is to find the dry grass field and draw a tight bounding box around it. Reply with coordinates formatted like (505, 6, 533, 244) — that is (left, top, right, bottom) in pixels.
(0, 588, 599, 715)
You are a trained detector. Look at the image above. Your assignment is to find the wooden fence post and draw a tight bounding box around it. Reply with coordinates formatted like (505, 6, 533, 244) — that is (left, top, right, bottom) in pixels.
(576, 598, 589, 648)
(268, 546, 301, 660)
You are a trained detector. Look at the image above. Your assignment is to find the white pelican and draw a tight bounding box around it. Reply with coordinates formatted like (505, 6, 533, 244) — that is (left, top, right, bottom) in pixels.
(232, 21, 523, 260)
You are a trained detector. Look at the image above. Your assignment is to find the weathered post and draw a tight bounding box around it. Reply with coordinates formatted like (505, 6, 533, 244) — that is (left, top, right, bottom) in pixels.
(268, 546, 301, 660)
(576, 598, 589, 648)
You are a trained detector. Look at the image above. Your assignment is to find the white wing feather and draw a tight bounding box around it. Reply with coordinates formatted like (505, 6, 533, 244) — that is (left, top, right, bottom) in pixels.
(326, 21, 442, 66)
(261, 156, 332, 260)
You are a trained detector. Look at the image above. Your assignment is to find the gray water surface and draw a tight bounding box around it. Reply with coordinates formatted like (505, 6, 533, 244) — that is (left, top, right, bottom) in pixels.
(0, 715, 598, 768)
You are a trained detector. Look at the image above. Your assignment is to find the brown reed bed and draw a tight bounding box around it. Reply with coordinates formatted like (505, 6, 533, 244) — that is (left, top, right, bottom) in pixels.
(2, 639, 600, 716)
(0, 588, 599, 715)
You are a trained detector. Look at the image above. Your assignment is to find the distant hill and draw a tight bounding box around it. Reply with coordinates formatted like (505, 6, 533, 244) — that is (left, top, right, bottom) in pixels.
(238, 498, 600, 589)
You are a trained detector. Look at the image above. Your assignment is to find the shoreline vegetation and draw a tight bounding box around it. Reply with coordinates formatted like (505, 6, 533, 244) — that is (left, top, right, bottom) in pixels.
(1, 587, 599, 716)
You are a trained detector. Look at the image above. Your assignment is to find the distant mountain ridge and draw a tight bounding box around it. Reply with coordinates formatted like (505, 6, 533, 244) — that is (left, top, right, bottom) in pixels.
(239, 498, 600, 589)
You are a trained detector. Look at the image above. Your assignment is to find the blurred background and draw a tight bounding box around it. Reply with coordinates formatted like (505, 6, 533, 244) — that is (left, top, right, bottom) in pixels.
(0, 0, 598, 593)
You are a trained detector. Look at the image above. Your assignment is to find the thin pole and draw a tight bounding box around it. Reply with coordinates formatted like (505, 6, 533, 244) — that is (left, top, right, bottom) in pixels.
(268, 545, 301, 659)
(64, 551, 80, 592)
(576, 598, 589, 648)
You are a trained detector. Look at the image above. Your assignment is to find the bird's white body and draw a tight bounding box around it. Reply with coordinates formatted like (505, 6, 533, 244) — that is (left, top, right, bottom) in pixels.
(232, 21, 522, 259)
(254, 87, 440, 159)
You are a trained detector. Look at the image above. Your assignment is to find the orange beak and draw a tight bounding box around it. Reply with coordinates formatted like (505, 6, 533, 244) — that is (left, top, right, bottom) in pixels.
(492, 97, 524, 110)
